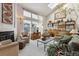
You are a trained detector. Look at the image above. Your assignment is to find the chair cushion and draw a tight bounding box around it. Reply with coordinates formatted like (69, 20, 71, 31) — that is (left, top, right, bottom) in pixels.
(69, 35, 79, 45)
(72, 35, 79, 39)
(22, 37, 28, 40)
(68, 35, 79, 51)
(0, 39, 12, 45)
(21, 32, 28, 37)
(23, 35, 27, 37)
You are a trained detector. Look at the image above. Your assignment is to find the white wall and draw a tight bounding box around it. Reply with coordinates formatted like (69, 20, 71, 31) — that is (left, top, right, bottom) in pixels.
(14, 4, 24, 38)
(0, 3, 24, 40)
(61, 4, 79, 31)
(0, 3, 14, 32)
(42, 16, 48, 30)
(72, 4, 79, 31)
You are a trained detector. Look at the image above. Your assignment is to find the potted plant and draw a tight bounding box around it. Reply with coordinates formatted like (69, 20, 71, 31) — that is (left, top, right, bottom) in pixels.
(42, 29, 50, 41)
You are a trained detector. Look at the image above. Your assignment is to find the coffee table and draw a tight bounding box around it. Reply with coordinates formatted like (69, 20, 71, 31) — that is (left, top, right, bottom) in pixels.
(37, 37, 55, 51)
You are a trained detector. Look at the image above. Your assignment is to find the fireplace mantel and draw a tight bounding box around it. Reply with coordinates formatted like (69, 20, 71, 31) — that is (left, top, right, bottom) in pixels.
(0, 31, 14, 42)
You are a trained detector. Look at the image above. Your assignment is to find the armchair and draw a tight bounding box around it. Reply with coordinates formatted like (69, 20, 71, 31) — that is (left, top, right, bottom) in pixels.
(20, 32, 29, 43)
(19, 32, 29, 49)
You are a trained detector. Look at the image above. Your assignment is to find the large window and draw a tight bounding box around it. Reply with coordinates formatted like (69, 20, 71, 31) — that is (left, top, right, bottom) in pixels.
(23, 10, 31, 17)
(31, 21, 38, 32)
(38, 16, 43, 21)
(38, 16, 43, 33)
(24, 20, 31, 32)
(24, 23, 30, 32)
(32, 14, 38, 19)
(23, 10, 43, 34)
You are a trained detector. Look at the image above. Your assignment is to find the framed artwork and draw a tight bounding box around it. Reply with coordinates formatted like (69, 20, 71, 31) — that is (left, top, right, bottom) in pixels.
(2, 3, 13, 24)
(54, 10, 66, 20)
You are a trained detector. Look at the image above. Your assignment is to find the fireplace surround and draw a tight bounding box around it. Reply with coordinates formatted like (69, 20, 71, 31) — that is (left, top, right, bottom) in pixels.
(0, 31, 14, 42)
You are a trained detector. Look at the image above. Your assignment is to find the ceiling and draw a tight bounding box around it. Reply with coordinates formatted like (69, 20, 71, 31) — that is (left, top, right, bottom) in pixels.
(18, 3, 54, 16)
(18, 3, 65, 16)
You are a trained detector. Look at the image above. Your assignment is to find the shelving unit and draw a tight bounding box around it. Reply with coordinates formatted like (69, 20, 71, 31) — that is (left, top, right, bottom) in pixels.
(48, 9, 76, 32)
(58, 22, 65, 31)
(65, 20, 75, 31)
(53, 9, 66, 31)
(53, 20, 75, 32)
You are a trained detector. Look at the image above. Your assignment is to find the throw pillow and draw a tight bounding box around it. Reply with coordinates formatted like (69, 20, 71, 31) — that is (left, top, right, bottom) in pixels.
(1, 39, 12, 45)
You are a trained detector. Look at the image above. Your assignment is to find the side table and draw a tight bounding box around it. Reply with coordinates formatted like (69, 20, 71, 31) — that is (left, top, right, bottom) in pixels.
(19, 40, 26, 49)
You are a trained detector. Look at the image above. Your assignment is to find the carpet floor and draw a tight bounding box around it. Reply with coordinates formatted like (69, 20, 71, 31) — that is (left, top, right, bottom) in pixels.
(19, 39, 55, 56)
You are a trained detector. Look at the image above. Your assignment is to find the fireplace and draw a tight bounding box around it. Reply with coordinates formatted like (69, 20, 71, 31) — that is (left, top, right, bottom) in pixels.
(0, 31, 14, 42)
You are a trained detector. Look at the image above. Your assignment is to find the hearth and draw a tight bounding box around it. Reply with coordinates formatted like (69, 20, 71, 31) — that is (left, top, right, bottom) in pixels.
(0, 31, 14, 42)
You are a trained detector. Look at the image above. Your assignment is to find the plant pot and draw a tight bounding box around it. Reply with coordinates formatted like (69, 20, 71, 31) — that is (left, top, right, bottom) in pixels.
(42, 37, 47, 41)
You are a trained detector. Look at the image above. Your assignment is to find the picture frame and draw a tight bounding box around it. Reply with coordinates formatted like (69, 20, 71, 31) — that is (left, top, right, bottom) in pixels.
(2, 3, 13, 24)
(54, 10, 66, 20)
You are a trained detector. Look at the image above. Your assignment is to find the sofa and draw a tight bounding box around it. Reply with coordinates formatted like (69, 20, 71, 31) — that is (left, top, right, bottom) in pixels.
(47, 35, 79, 56)
(0, 39, 19, 56)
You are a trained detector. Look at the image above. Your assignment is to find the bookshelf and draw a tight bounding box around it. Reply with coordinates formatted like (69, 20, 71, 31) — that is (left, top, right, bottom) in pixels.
(58, 22, 65, 31)
(53, 20, 75, 31)
(65, 20, 75, 31)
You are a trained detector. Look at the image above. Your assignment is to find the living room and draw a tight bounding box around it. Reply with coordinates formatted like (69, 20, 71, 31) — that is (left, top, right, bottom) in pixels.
(0, 3, 79, 56)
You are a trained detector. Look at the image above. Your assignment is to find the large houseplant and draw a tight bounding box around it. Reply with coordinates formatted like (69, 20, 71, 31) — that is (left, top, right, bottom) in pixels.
(47, 35, 79, 56)
(47, 43, 72, 56)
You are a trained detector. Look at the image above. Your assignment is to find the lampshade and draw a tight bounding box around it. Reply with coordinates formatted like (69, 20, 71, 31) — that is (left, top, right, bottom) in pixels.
(17, 16, 25, 20)
(17, 16, 25, 24)
(70, 29, 78, 34)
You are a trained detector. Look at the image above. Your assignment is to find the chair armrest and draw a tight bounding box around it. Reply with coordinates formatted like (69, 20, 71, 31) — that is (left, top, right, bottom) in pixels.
(0, 42, 19, 49)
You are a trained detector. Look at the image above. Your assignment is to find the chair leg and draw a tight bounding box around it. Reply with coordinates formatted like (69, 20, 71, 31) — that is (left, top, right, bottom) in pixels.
(37, 41, 39, 47)
(44, 44, 46, 51)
